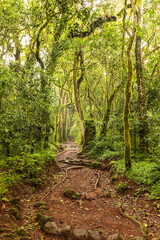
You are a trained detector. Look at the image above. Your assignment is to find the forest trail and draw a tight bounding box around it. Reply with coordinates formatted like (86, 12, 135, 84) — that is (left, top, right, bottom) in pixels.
(1, 142, 160, 240)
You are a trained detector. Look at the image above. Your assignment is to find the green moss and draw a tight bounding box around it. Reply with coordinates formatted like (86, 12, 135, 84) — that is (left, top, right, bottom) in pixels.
(36, 213, 53, 230)
(83, 119, 96, 149)
(88, 161, 102, 169)
(64, 188, 81, 200)
(28, 178, 42, 188)
(110, 174, 118, 183)
(116, 182, 128, 194)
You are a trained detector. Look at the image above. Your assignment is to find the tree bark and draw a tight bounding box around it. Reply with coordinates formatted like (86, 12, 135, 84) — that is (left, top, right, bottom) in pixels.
(73, 50, 85, 144)
(100, 84, 121, 137)
(135, 4, 148, 153)
(123, 0, 136, 171)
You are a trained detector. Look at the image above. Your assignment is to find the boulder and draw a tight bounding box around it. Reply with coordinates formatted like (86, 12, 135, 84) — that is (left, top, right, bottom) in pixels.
(73, 228, 88, 239)
(61, 225, 72, 237)
(44, 221, 60, 235)
(88, 230, 101, 240)
(108, 233, 123, 240)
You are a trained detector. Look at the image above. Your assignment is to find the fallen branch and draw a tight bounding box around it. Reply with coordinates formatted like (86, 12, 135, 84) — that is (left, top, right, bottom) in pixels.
(39, 166, 85, 202)
(94, 172, 101, 189)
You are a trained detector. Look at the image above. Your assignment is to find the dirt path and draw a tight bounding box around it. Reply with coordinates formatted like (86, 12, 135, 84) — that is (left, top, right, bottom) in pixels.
(1, 142, 160, 240)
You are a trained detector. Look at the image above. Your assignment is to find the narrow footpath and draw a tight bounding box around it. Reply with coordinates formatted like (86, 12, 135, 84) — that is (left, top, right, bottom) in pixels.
(1, 142, 160, 240)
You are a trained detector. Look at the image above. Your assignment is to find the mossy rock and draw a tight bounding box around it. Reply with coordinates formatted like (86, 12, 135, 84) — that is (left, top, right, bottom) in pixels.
(36, 213, 53, 230)
(110, 174, 118, 183)
(64, 188, 81, 200)
(16, 227, 28, 236)
(104, 191, 111, 198)
(88, 162, 102, 169)
(116, 182, 128, 194)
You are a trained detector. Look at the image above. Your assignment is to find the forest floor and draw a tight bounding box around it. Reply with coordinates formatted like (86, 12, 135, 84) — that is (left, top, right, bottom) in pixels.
(0, 142, 160, 240)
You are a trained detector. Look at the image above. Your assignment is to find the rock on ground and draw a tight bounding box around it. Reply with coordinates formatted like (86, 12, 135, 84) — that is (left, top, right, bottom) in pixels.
(88, 230, 101, 240)
(73, 228, 88, 239)
(44, 221, 60, 235)
(108, 233, 123, 240)
(61, 225, 72, 237)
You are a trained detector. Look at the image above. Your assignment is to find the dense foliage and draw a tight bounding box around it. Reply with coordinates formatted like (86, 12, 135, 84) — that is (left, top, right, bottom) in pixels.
(0, 0, 160, 197)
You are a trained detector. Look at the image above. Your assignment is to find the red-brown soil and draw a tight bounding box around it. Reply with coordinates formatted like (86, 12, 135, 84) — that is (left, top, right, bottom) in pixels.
(0, 142, 160, 240)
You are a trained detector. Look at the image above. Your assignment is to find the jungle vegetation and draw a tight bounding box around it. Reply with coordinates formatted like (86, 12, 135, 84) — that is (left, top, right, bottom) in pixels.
(0, 0, 160, 197)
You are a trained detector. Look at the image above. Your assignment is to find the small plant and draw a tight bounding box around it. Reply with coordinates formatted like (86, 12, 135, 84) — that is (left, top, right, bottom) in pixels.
(116, 182, 128, 194)
(0, 150, 57, 198)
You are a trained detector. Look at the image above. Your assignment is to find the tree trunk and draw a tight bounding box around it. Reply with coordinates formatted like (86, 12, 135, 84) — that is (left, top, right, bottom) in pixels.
(73, 50, 85, 144)
(55, 87, 64, 142)
(135, 5, 148, 153)
(123, 0, 136, 171)
(62, 93, 67, 142)
(100, 84, 121, 137)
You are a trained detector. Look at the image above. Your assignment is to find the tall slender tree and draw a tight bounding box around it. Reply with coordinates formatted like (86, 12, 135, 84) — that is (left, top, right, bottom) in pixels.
(135, 0, 148, 153)
(123, 0, 136, 170)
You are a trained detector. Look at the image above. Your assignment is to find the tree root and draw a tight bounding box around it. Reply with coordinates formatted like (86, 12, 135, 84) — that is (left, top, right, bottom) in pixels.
(94, 172, 101, 189)
(58, 159, 98, 167)
(39, 166, 85, 202)
(119, 205, 147, 237)
(56, 150, 78, 157)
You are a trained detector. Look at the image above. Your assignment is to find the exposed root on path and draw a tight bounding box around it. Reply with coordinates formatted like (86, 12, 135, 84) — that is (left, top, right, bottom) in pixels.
(1, 142, 160, 240)
(56, 150, 79, 157)
(94, 171, 101, 189)
(119, 204, 147, 237)
(40, 166, 85, 202)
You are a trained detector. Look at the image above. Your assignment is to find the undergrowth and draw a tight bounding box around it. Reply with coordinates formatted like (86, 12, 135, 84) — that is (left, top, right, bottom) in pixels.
(83, 137, 160, 197)
(113, 158, 160, 198)
(0, 150, 57, 198)
(82, 137, 122, 159)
